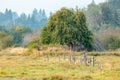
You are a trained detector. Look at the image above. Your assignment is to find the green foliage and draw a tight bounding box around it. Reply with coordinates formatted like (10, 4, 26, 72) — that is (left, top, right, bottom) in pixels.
(85, 0, 120, 51)
(85, 0, 120, 32)
(40, 26, 51, 44)
(40, 7, 93, 51)
(75, 9, 93, 50)
(27, 43, 39, 50)
(100, 0, 120, 27)
(26, 37, 41, 50)
(0, 25, 7, 32)
(85, 3, 102, 31)
(105, 36, 120, 50)
(9, 26, 32, 45)
(0, 8, 47, 29)
(100, 3, 113, 25)
(0, 32, 13, 49)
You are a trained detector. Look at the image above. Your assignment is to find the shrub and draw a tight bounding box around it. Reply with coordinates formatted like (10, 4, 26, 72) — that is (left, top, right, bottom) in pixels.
(26, 37, 41, 50)
(105, 36, 120, 50)
(27, 43, 40, 50)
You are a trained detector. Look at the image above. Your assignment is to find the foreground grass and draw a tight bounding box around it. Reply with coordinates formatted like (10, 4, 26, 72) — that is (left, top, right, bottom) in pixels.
(0, 53, 120, 80)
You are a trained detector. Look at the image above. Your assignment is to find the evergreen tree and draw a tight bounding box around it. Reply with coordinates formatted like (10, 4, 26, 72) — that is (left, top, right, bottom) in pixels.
(40, 8, 93, 51)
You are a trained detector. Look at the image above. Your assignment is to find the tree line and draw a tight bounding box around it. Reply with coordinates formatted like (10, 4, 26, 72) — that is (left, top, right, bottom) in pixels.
(0, 25, 31, 50)
(0, 0, 120, 51)
(85, 0, 120, 50)
(0, 8, 48, 29)
(85, 0, 120, 31)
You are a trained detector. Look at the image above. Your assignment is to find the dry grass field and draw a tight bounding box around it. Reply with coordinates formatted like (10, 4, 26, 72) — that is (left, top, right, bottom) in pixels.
(0, 48, 120, 80)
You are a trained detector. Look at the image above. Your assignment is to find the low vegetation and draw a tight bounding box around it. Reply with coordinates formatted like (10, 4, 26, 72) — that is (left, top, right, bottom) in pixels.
(0, 50, 120, 80)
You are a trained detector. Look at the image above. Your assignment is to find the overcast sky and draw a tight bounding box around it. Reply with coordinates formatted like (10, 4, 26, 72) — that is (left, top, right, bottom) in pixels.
(0, 0, 105, 16)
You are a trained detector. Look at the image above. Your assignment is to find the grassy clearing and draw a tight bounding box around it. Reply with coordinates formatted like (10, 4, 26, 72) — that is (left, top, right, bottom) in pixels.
(0, 52, 120, 80)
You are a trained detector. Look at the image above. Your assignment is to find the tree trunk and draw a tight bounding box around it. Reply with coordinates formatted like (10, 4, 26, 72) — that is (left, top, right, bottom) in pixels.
(68, 43, 73, 52)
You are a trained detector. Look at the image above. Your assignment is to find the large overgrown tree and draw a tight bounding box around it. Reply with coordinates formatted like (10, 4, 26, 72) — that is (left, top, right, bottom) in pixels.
(40, 8, 93, 51)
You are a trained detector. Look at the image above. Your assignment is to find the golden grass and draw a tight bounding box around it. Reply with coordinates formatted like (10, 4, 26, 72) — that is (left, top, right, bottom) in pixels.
(0, 51, 120, 80)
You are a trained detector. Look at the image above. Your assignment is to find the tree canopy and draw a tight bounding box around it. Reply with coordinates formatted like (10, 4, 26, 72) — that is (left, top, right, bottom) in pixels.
(40, 7, 93, 51)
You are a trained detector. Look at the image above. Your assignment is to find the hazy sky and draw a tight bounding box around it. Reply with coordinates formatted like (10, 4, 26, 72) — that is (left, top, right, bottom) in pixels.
(0, 0, 105, 16)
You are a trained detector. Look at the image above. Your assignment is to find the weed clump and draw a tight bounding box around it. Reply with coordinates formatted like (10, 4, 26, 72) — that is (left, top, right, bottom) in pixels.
(81, 75, 93, 80)
(42, 75, 68, 80)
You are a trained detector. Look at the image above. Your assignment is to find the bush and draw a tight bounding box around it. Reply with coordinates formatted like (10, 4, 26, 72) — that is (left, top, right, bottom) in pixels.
(105, 36, 120, 50)
(13, 44, 20, 47)
(0, 32, 13, 49)
(27, 43, 40, 50)
(26, 37, 41, 50)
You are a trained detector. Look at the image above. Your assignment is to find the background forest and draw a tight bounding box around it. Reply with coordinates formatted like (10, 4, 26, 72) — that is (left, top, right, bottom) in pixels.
(0, 0, 120, 51)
